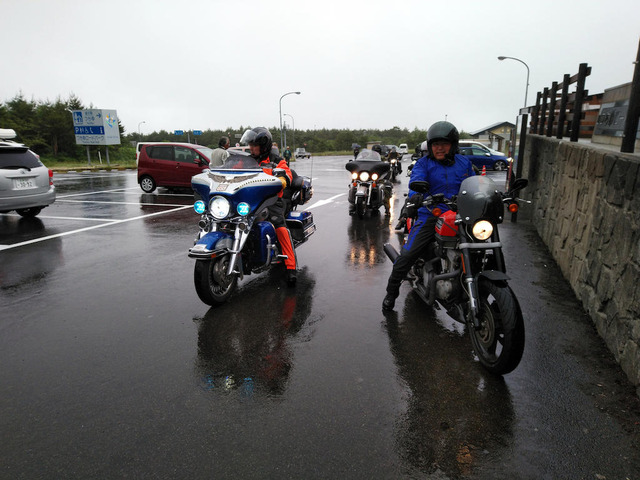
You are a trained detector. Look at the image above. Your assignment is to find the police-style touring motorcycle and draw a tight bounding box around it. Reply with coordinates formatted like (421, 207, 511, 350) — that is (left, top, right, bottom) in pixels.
(189, 153, 315, 305)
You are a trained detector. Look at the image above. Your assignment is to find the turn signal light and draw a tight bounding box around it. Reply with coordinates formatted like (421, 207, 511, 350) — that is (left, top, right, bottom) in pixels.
(508, 203, 519, 213)
(432, 207, 442, 217)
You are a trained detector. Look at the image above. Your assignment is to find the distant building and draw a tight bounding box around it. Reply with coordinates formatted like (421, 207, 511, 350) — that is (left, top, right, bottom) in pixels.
(468, 121, 515, 152)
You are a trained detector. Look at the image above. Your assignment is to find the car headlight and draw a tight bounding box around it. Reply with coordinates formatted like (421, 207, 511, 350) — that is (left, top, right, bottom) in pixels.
(209, 196, 231, 219)
(237, 202, 250, 216)
(472, 220, 493, 240)
(359, 172, 370, 182)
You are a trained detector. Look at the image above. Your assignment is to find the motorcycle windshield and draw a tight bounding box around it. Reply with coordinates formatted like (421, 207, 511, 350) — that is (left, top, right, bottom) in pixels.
(355, 149, 381, 161)
(456, 175, 504, 224)
(214, 153, 261, 170)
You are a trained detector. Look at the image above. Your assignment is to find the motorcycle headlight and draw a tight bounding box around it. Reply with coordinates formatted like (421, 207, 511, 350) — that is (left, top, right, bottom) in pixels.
(237, 202, 250, 216)
(472, 220, 493, 241)
(371, 173, 379, 181)
(359, 172, 370, 182)
(351, 172, 358, 180)
(194, 200, 206, 214)
(209, 196, 231, 219)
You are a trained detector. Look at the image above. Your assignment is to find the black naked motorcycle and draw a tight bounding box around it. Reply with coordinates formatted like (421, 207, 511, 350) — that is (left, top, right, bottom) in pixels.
(345, 149, 392, 218)
(384, 175, 529, 375)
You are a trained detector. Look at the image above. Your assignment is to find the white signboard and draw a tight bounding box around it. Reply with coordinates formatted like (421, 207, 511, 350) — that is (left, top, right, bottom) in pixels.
(71, 109, 121, 145)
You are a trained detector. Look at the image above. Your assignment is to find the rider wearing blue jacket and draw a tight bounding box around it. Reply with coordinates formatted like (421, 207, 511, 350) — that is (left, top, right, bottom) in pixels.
(383, 121, 475, 311)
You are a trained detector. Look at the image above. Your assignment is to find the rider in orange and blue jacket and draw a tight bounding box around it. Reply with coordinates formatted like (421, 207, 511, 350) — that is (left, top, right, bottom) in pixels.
(243, 127, 298, 286)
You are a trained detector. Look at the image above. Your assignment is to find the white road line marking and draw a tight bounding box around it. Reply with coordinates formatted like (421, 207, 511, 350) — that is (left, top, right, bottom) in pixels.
(0, 205, 192, 252)
(305, 193, 345, 209)
(56, 199, 189, 207)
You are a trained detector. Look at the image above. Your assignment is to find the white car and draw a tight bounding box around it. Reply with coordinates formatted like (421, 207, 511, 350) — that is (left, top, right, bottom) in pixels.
(0, 129, 56, 217)
(398, 143, 408, 154)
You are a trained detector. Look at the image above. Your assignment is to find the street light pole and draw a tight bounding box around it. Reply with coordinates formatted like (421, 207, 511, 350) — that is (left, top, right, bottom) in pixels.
(498, 56, 530, 223)
(498, 56, 530, 108)
(279, 91, 300, 150)
(138, 121, 146, 140)
(283, 113, 295, 151)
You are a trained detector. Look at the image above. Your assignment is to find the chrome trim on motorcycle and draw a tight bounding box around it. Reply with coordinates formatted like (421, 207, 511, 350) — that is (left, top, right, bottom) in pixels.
(459, 242, 502, 249)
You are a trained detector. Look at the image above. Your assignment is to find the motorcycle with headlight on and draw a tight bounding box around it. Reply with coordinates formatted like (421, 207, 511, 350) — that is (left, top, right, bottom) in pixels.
(188, 153, 315, 306)
(383, 175, 529, 375)
(345, 149, 392, 218)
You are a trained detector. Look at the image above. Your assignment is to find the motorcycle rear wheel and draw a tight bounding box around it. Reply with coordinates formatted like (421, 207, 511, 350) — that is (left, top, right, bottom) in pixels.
(194, 257, 238, 305)
(355, 196, 366, 219)
(469, 279, 525, 375)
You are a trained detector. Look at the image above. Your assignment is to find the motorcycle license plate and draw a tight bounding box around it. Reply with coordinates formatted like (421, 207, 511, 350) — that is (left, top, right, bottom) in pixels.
(216, 183, 229, 191)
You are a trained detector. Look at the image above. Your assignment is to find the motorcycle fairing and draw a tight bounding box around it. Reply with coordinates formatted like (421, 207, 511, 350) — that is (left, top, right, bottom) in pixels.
(191, 169, 283, 214)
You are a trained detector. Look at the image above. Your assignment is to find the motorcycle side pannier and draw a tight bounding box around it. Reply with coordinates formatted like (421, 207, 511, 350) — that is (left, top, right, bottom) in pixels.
(286, 211, 315, 243)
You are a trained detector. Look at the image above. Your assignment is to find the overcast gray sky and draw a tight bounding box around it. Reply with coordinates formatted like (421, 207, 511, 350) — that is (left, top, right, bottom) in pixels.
(3, 0, 639, 136)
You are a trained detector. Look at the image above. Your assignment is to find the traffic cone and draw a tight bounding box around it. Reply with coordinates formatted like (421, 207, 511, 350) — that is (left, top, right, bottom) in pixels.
(481, 165, 486, 176)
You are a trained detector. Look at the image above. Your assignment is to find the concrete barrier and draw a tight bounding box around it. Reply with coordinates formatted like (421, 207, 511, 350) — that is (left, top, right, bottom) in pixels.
(520, 135, 640, 392)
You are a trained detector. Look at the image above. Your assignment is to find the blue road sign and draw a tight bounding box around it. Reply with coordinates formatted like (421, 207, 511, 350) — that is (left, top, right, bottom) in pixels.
(174, 130, 184, 135)
(193, 130, 202, 136)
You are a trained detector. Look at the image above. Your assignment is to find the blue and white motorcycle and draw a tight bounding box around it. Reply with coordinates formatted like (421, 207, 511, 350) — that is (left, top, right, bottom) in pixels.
(189, 153, 315, 305)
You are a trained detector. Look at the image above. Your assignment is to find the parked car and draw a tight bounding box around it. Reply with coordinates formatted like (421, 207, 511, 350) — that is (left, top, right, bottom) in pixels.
(137, 142, 213, 193)
(295, 147, 311, 159)
(228, 145, 251, 154)
(459, 140, 505, 157)
(0, 130, 55, 217)
(458, 144, 510, 171)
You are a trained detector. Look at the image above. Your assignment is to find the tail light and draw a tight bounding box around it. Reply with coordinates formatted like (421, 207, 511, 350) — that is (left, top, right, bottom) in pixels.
(48, 169, 54, 186)
(508, 203, 519, 213)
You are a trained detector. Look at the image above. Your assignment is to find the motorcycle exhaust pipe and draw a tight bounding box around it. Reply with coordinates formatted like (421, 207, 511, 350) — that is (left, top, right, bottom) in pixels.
(383, 243, 399, 263)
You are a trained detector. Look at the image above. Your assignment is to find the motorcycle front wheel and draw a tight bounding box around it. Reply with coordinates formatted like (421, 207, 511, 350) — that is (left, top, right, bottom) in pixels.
(194, 257, 238, 305)
(469, 279, 525, 375)
(355, 196, 366, 219)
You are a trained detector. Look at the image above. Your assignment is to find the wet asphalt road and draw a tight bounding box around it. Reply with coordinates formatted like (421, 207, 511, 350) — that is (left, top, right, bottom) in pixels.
(1, 156, 640, 479)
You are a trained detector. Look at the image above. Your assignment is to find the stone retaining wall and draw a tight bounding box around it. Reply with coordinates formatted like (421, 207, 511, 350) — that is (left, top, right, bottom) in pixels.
(521, 135, 640, 391)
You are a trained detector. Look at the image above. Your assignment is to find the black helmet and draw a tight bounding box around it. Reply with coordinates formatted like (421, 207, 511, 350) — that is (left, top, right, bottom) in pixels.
(240, 127, 273, 159)
(372, 144, 382, 154)
(426, 121, 459, 164)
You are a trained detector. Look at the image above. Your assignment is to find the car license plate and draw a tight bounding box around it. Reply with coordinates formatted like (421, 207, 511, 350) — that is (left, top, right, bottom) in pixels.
(13, 178, 36, 189)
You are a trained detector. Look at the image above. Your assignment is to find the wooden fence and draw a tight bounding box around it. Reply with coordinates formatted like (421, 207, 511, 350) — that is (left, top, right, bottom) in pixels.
(528, 63, 602, 141)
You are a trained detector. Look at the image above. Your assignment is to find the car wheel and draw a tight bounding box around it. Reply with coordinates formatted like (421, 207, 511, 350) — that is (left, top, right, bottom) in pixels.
(16, 207, 43, 217)
(139, 175, 156, 193)
(494, 161, 507, 171)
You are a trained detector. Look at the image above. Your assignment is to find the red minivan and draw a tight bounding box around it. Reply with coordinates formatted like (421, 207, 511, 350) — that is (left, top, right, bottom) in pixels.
(137, 143, 213, 193)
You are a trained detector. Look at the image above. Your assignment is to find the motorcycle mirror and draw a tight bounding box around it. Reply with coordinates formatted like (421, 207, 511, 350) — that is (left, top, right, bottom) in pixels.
(511, 178, 529, 191)
(408, 180, 430, 193)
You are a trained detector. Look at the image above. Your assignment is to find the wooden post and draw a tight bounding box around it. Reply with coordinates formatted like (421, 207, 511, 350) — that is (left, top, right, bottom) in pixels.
(622, 38, 640, 153)
(531, 92, 542, 133)
(556, 74, 570, 139)
(547, 81, 558, 137)
(570, 63, 590, 142)
(538, 88, 549, 135)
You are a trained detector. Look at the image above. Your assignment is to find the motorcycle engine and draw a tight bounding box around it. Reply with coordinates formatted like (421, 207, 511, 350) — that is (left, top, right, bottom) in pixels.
(435, 278, 455, 300)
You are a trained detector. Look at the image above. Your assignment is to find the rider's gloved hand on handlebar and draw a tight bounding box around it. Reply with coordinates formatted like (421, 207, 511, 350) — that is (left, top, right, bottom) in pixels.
(405, 193, 424, 217)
